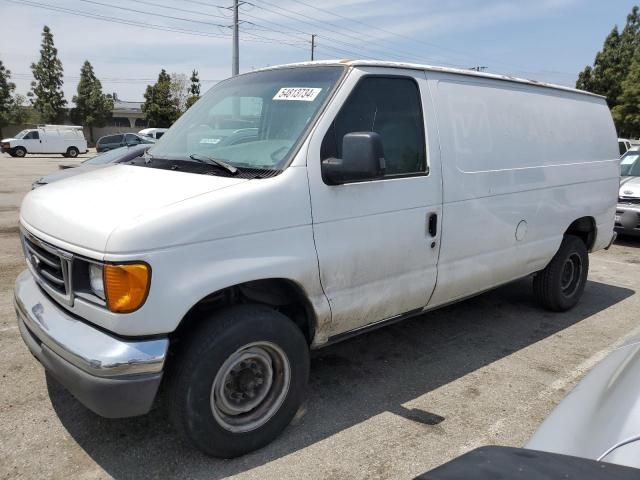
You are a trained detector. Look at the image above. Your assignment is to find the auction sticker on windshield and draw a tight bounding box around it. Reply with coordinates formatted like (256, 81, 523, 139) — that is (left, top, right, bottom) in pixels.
(273, 87, 322, 101)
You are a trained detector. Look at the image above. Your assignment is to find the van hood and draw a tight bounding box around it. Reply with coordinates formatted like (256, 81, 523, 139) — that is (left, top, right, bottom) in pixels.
(20, 164, 247, 253)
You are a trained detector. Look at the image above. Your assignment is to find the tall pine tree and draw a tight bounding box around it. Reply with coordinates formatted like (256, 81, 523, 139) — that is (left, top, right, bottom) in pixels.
(185, 69, 201, 110)
(0, 59, 16, 138)
(142, 69, 180, 127)
(29, 26, 66, 123)
(71, 61, 113, 142)
(613, 54, 640, 138)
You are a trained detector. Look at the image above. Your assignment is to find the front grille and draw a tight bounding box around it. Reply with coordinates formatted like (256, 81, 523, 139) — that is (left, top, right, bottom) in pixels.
(619, 196, 640, 205)
(21, 230, 73, 304)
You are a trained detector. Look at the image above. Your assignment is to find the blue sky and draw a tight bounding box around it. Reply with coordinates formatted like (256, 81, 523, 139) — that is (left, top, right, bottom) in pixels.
(0, 0, 638, 102)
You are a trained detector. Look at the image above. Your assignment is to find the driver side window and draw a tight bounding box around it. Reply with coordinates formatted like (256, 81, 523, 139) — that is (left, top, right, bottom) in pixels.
(25, 131, 39, 140)
(321, 76, 427, 176)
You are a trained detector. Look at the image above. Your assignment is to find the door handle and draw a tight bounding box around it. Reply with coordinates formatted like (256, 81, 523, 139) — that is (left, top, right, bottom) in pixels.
(428, 213, 438, 237)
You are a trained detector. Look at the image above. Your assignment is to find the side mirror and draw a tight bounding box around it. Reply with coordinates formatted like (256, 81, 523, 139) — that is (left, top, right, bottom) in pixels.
(321, 132, 385, 185)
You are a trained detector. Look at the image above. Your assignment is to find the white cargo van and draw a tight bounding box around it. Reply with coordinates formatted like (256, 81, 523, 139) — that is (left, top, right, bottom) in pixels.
(1, 124, 87, 158)
(14, 61, 619, 458)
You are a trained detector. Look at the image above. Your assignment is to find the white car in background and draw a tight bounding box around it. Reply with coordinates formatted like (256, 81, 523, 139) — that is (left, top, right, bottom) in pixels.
(1, 125, 88, 158)
(138, 127, 168, 140)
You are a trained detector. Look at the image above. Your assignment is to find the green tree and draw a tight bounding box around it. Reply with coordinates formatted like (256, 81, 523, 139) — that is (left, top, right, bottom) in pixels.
(71, 61, 113, 142)
(9, 94, 31, 125)
(613, 54, 640, 137)
(142, 69, 180, 127)
(28, 26, 66, 123)
(185, 69, 201, 110)
(0, 59, 16, 138)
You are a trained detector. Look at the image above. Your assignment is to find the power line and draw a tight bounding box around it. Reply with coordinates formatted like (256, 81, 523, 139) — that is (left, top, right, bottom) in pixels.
(76, 0, 229, 29)
(180, 0, 426, 63)
(247, 0, 461, 66)
(7, 0, 231, 38)
(6, 0, 307, 46)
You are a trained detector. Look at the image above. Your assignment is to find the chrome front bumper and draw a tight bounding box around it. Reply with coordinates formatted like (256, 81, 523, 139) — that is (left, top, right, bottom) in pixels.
(15, 269, 169, 418)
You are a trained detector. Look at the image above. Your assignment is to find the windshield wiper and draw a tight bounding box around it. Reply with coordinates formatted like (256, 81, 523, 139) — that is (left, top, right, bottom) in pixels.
(189, 153, 238, 175)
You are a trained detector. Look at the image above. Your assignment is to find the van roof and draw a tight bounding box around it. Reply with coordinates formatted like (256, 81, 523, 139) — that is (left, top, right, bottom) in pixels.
(253, 60, 604, 99)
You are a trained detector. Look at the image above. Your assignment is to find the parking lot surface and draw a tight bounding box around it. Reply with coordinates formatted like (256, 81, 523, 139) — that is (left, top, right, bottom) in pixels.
(1, 152, 639, 480)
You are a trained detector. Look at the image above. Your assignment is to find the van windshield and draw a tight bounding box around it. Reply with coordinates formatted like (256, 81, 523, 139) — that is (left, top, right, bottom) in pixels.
(148, 66, 344, 170)
(15, 130, 31, 139)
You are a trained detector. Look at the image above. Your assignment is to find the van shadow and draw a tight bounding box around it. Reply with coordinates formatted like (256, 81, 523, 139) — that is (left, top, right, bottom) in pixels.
(47, 278, 634, 479)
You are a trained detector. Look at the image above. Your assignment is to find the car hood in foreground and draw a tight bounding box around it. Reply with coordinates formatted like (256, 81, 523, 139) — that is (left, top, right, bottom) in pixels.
(36, 165, 104, 185)
(21, 164, 248, 253)
(526, 338, 640, 468)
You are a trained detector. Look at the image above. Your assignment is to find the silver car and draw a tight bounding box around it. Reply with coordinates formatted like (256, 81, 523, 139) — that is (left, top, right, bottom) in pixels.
(527, 336, 640, 468)
(615, 150, 640, 237)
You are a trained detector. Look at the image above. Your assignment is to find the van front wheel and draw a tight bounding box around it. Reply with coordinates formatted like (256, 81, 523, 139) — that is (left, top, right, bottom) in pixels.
(167, 304, 309, 458)
(533, 235, 588, 312)
(13, 147, 26, 158)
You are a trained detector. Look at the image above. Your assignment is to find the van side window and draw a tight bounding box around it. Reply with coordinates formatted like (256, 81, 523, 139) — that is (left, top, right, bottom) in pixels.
(321, 76, 427, 177)
(25, 131, 39, 140)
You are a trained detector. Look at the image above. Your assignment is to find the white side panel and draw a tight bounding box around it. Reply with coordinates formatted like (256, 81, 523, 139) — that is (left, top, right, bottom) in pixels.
(428, 74, 619, 308)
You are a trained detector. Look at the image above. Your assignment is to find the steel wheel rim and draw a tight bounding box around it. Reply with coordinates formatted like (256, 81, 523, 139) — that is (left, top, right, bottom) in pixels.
(210, 341, 290, 433)
(16, 149, 25, 157)
(69, 149, 77, 157)
(560, 253, 582, 297)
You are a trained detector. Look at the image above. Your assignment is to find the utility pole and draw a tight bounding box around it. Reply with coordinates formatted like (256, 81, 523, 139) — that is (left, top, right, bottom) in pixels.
(311, 34, 316, 61)
(232, 0, 239, 76)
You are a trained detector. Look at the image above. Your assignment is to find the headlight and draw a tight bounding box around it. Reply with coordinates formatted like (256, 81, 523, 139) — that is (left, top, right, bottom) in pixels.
(89, 263, 105, 299)
(103, 263, 151, 313)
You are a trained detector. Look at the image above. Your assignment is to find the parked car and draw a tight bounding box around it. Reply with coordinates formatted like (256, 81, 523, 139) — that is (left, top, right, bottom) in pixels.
(619, 138, 633, 156)
(15, 61, 619, 458)
(527, 335, 640, 469)
(418, 446, 640, 479)
(615, 149, 640, 236)
(1, 125, 88, 158)
(32, 144, 150, 189)
(138, 127, 168, 140)
(95, 132, 155, 152)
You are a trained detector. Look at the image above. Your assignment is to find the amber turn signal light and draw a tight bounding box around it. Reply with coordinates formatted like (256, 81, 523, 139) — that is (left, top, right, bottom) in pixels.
(104, 263, 150, 313)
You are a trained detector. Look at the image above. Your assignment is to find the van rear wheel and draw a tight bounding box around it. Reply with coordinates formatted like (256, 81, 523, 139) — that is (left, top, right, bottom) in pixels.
(66, 147, 79, 158)
(167, 304, 309, 458)
(533, 235, 588, 312)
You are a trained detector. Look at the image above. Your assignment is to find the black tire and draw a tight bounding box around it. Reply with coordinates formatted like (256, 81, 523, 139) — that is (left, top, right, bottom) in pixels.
(533, 235, 589, 312)
(167, 304, 309, 458)
(61, 153, 69, 158)
(8, 152, 17, 157)
(13, 147, 26, 158)
(66, 147, 79, 158)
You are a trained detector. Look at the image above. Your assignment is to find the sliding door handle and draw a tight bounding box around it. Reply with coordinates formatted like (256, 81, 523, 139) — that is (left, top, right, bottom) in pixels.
(428, 213, 438, 237)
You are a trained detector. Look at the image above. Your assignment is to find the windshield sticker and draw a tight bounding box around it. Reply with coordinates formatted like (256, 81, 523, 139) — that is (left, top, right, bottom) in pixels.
(200, 138, 221, 144)
(273, 87, 322, 102)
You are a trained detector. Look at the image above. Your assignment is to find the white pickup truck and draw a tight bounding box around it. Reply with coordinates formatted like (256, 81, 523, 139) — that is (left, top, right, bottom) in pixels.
(2, 124, 87, 158)
(14, 61, 619, 458)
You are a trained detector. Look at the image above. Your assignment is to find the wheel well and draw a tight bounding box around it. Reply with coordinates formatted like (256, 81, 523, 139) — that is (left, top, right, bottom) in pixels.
(172, 279, 316, 345)
(565, 216, 596, 251)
